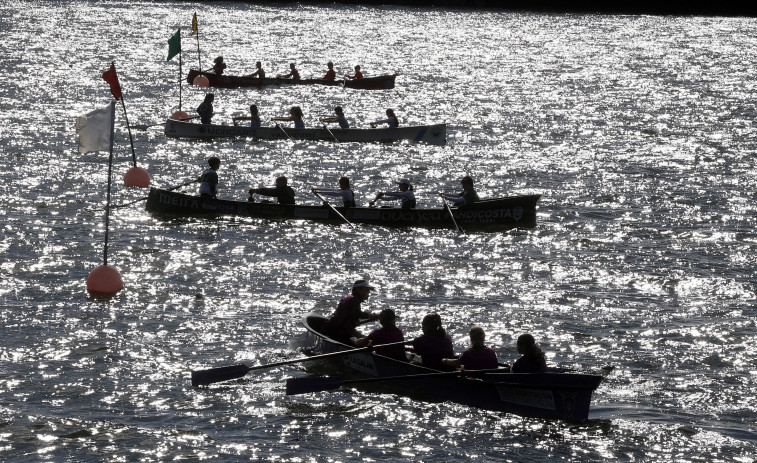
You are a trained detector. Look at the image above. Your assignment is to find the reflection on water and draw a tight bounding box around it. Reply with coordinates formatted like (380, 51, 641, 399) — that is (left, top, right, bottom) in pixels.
(1, 1, 756, 461)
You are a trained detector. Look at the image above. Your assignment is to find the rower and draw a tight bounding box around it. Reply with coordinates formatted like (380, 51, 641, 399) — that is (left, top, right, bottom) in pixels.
(198, 156, 220, 199)
(249, 61, 265, 79)
(322, 61, 337, 81)
(319, 106, 349, 129)
(249, 176, 295, 204)
(370, 178, 416, 209)
(312, 177, 356, 207)
(409, 313, 455, 371)
(346, 65, 363, 79)
(212, 56, 226, 75)
(370, 108, 399, 128)
(278, 63, 300, 81)
(272, 106, 305, 129)
(351, 309, 408, 362)
(440, 175, 479, 206)
(233, 104, 262, 127)
(510, 334, 547, 373)
(440, 326, 499, 372)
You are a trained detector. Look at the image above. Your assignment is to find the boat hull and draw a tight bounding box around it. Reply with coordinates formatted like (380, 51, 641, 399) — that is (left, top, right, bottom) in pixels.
(145, 188, 540, 232)
(163, 119, 447, 145)
(187, 69, 396, 90)
(300, 313, 602, 421)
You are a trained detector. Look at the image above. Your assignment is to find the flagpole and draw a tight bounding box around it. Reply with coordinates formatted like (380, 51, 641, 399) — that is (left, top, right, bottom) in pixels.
(103, 100, 116, 266)
(179, 34, 183, 112)
(194, 13, 202, 71)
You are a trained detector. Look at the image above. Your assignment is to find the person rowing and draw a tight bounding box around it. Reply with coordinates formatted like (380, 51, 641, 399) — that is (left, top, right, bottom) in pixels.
(440, 326, 499, 373)
(249, 176, 295, 204)
(232, 104, 261, 127)
(198, 156, 221, 199)
(369, 178, 416, 209)
(346, 65, 363, 79)
(278, 63, 300, 81)
(272, 106, 305, 129)
(210, 56, 226, 75)
(248, 61, 265, 79)
(319, 106, 349, 129)
(370, 108, 399, 128)
(351, 309, 408, 362)
(440, 175, 479, 206)
(312, 177, 356, 207)
(322, 61, 337, 81)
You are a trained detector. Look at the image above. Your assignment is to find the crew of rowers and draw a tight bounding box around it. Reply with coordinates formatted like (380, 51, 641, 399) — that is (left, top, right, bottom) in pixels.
(222, 102, 398, 130)
(321, 280, 548, 373)
(199, 156, 480, 208)
(209, 56, 363, 82)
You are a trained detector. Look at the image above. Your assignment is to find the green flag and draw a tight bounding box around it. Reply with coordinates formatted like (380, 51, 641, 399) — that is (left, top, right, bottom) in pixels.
(167, 29, 181, 61)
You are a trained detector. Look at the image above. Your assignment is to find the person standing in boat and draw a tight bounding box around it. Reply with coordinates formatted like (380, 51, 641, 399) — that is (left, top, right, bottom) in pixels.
(319, 106, 349, 129)
(312, 176, 356, 208)
(249, 61, 265, 80)
(370, 108, 399, 128)
(351, 309, 408, 362)
(322, 280, 380, 344)
(370, 178, 416, 209)
(273, 106, 305, 129)
(322, 61, 337, 81)
(509, 334, 547, 373)
(440, 326, 499, 371)
(249, 176, 295, 205)
(409, 313, 455, 371)
(278, 63, 300, 82)
(196, 93, 215, 125)
(198, 156, 220, 199)
(346, 65, 363, 79)
(212, 56, 226, 75)
(440, 175, 480, 206)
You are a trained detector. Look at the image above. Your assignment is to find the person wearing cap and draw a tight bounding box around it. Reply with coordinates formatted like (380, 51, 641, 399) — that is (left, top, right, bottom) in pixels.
(440, 326, 499, 373)
(370, 178, 416, 209)
(410, 313, 455, 371)
(351, 309, 408, 362)
(370, 108, 399, 128)
(440, 175, 480, 206)
(322, 280, 379, 344)
(196, 93, 215, 125)
(249, 176, 295, 204)
(198, 156, 220, 199)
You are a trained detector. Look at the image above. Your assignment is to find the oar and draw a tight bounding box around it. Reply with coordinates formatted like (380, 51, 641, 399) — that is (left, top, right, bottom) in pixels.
(109, 179, 197, 209)
(312, 189, 352, 226)
(323, 124, 340, 142)
(190, 340, 409, 387)
(274, 122, 293, 141)
(438, 193, 464, 234)
(130, 115, 200, 130)
(286, 367, 507, 395)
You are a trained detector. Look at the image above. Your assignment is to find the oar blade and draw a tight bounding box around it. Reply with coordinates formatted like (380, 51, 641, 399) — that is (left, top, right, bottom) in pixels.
(285, 376, 346, 395)
(191, 364, 251, 387)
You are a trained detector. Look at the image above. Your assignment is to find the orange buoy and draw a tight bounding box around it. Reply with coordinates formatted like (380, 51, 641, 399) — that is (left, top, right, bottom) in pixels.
(193, 75, 210, 86)
(170, 110, 189, 121)
(86, 264, 124, 294)
(124, 166, 150, 188)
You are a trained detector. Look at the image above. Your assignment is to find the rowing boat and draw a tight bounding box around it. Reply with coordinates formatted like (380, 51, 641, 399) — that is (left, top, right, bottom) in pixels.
(144, 188, 540, 232)
(163, 119, 447, 145)
(187, 69, 396, 90)
(292, 313, 603, 422)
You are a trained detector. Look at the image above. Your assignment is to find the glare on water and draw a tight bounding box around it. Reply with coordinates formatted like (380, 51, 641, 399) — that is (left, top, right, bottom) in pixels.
(0, 1, 756, 461)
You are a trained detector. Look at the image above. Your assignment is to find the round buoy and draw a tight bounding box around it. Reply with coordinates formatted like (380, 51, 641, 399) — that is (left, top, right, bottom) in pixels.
(193, 75, 210, 87)
(124, 166, 150, 188)
(170, 110, 189, 121)
(87, 264, 124, 294)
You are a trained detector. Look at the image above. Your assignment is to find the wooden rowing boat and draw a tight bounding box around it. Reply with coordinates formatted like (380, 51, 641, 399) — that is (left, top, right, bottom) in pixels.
(293, 313, 603, 422)
(145, 188, 540, 232)
(163, 118, 447, 145)
(187, 69, 396, 90)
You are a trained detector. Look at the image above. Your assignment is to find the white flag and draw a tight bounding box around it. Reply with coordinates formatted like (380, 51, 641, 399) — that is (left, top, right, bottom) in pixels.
(76, 102, 114, 153)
